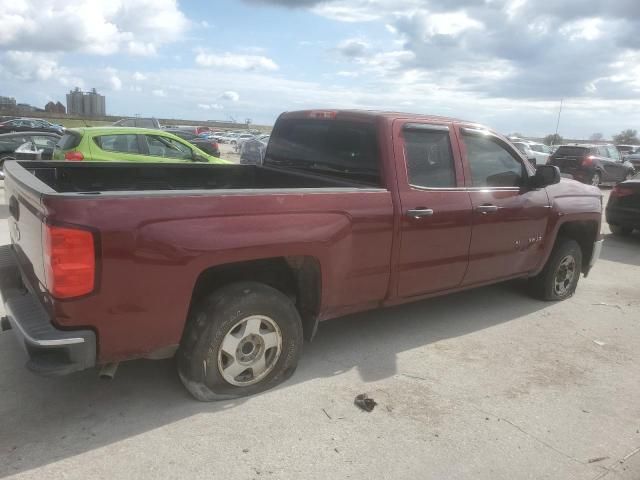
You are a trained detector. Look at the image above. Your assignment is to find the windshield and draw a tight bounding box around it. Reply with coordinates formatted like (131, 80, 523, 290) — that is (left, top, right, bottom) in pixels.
(265, 118, 381, 186)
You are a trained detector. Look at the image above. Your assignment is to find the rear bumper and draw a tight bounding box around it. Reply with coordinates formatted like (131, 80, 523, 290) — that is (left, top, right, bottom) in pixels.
(606, 207, 640, 229)
(0, 244, 96, 375)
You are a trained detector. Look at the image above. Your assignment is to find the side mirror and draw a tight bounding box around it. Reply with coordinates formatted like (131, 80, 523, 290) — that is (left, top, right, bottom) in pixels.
(529, 165, 560, 188)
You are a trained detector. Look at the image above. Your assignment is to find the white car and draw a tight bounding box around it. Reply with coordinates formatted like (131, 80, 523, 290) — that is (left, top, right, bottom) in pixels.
(512, 141, 550, 166)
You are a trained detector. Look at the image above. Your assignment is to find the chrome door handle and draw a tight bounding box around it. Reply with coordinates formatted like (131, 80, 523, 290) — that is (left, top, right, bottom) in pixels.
(407, 208, 434, 219)
(475, 204, 499, 214)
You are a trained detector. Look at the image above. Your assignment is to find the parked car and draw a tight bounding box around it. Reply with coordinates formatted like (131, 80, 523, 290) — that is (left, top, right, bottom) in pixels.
(174, 125, 212, 136)
(164, 128, 221, 157)
(511, 141, 541, 166)
(112, 117, 162, 129)
(0, 131, 61, 178)
(624, 151, 640, 170)
(548, 144, 635, 186)
(234, 133, 256, 152)
(0, 109, 605, 401)
(606, 173, 640, 235)
(239, 136, 269, 164)
(615, 145, 640, 157)
(52, 127, 228, 164)
(0, 118, 64, 135)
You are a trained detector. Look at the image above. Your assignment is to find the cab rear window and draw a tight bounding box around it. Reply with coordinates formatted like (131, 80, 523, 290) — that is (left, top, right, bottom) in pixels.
(264, 119, 380, 186)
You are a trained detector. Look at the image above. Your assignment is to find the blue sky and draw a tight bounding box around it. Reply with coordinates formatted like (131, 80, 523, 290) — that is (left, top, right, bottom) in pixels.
(1, 0, 640, 138)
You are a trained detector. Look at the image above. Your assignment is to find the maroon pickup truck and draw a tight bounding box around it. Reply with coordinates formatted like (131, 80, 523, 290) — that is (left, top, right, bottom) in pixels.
(0, 110, 603, 401)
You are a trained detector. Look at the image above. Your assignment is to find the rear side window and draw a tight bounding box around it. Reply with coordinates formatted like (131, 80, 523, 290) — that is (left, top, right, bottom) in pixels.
(265, 119, 380, 185)
(462, 133, 524, 187)
(56, 133, 81, 150)
(606, 146, 620, 161)
(403, 127, 456, 188)
(95, 134, 140, 154)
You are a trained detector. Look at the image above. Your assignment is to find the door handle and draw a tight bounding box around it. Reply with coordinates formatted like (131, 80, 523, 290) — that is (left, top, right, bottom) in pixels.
(475, 204, 499, 214)
(406, 208, 434, 219)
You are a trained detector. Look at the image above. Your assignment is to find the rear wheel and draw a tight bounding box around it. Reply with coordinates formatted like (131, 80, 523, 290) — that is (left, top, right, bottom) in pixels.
(177, 282, 303, 401)
(590, 172, 601, 187)
(529, 238, 582, 301)
(610, 224, 633, 236)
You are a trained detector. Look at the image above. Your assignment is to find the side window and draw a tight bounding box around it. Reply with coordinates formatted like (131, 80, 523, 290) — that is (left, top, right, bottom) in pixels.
(606, 146, 620, 161)
(95, 134, 141, 154)
(146, 135, 192, 159)
(32, 136, 57, 148)
(462, 133, 524, 188)
(403, 126, 456, 188)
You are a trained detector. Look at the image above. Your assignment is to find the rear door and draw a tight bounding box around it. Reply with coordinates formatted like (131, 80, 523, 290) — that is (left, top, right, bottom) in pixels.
(394, 120, 473, 297)
(458, 127, 550, 285)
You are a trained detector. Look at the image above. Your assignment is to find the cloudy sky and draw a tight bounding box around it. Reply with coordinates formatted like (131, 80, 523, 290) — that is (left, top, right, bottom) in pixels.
(1, 0, 640, 137)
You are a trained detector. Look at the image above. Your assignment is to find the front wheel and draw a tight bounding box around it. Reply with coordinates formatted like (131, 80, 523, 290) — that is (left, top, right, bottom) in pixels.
(528, 238, 583, 301)
(177, 282, 303, 401)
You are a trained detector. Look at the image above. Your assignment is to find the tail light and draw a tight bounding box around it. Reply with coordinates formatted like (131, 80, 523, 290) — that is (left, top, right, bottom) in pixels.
(611, 185, 635, 198)
(582, 156, 595, 167)
(64, 151, 84, 161)
(43, 225, 95, 299)
(211, 142, 219, 149)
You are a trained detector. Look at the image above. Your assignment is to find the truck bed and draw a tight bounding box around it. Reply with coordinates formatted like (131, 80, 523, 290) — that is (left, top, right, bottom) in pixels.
(17, 161, 365, 194)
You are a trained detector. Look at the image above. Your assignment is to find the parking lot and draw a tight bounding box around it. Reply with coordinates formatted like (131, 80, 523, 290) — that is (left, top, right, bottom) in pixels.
(0, 185, 638, 480)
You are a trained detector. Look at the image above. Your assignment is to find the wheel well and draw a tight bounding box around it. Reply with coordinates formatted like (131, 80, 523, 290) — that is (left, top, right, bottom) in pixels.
(556, 221, 599, 272)
(190, 256, 321, 341)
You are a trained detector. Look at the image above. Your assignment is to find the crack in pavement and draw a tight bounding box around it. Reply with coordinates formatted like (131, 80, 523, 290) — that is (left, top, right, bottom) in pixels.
(591, 446, 640, 480)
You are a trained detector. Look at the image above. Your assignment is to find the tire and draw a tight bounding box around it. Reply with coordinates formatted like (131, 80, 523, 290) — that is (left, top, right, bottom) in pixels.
(590, 171, 601, 187)
(177, 281, 303, 401)
(529, 238, 582, 301)
(610, 224, 633, 236)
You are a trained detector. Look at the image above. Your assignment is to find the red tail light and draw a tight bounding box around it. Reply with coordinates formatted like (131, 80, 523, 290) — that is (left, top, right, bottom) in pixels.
(43, 225, 95, 299)
(582, 155, 595, 167)
(64, 151, 84, 161)
(211, 142, 219, 148)
(611, 185, 635, 198)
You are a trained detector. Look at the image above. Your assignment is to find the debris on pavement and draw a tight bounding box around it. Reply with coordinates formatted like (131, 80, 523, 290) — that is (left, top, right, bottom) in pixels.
(354, 393, 377, 412)
(588, 456, 609, 463)
(322, 408, 332, 419)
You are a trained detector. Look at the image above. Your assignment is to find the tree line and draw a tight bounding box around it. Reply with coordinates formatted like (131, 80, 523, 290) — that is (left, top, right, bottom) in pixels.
(540, 129, 639, 146)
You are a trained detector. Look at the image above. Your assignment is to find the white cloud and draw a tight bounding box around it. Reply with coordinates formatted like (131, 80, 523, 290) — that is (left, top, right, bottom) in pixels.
(198, 103, 224, 110)
(127, 41, 157, 56)
(337, 38, 369, 58)
(132, 71, 147, 81)
(195, 52, 279, 71)
(560, 18, 604, 41)
(1, 50, 67, 81)
(152, 89, 166, 97)
(219, 91, 240, 102)
(106, 68, 122, 91)
(0, 0, 188, 56)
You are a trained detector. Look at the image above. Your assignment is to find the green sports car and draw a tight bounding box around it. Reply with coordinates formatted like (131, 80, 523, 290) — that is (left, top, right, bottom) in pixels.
(52, 127, 229, 164)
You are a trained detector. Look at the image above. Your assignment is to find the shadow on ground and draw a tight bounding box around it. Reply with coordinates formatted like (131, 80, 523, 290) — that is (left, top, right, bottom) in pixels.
(0, 280, 548, 477)
(600, 232, 640, 267)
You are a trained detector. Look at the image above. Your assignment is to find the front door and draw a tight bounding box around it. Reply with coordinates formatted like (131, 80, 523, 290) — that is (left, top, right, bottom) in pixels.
(458, 127, 551, 286)
(395, 120, 473, 298)
(601, 145, 628, 182)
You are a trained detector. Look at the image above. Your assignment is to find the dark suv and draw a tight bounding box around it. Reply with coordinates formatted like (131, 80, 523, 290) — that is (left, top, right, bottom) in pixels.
(549, 144, 635, 186)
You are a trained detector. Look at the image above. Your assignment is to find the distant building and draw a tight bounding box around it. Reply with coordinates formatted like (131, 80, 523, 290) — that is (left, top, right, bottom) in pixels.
(0, 96, 17, 111)
(45, 101, 66, 114)
(66, 87, 106, 116)
(16, 103, 40, 114)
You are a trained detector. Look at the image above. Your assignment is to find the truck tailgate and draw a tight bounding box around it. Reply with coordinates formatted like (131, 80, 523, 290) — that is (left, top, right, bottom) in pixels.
(5, 167, 48, 292)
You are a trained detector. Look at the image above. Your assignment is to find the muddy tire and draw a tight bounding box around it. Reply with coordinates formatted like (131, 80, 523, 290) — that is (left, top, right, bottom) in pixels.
(177, 282, 303, 401)
(529, 238, 582, 301)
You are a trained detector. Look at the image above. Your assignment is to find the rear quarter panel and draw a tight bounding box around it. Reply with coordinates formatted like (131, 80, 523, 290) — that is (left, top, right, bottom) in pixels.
(42, 189, 394, 362)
